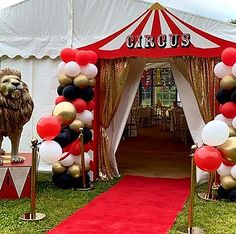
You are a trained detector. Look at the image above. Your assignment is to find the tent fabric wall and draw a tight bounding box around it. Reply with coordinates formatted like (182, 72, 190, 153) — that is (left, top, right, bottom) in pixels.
(106, 58, 147, 176)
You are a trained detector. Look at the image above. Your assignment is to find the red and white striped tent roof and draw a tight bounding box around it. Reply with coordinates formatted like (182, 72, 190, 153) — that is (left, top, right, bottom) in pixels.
(79, 2, 236, 59)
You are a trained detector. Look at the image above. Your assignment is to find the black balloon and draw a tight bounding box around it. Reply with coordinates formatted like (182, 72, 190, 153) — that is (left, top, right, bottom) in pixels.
(62, 84, 78, 100)
(229, 188, 236, 202)
(71, 173, 90, 188)
(217, 186, 230, 199)
(83, 127, 93, 143)
(54, 127, 79, 148)
(81, 87, 94, 101)
(231, 89, 236, 102)
(216, 89, 232, 104)
(57, 85, 64, 96)
(53, 172, 73, 189)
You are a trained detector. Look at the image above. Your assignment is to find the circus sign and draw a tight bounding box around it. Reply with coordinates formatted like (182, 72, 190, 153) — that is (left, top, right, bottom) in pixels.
(125, 33, 191, 49)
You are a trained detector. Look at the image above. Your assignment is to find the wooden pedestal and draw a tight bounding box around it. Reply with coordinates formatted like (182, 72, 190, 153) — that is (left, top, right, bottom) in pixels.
(0, 153, 31, 199)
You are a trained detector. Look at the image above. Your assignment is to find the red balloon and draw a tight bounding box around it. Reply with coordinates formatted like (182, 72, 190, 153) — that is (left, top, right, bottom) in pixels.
(86, 50, 98, 64)
(221, 102, 236, 118)
(221, 47, 236, 66)
(84, 143, 91, 152)
(86, 100, 95, 111)
(60, 48, 76, 63)
(36, 115, 61, 140)
(72, 98, 87, 113)
(75, 50, 89, 65)
(55, 96, 67, 105)
(194, 146, 222, 172)
(221, 155, 236, 167)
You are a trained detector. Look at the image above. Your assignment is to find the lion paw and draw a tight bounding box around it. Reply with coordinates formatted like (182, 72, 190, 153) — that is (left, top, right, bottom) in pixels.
(11, 155, 25, 163)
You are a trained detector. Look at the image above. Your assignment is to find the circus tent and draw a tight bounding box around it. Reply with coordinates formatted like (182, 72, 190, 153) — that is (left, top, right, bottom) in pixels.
(80, 3, 236, 59)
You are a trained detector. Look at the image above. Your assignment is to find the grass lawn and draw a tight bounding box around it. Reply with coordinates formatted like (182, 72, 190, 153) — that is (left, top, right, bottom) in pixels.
(0, 173, 235, 234)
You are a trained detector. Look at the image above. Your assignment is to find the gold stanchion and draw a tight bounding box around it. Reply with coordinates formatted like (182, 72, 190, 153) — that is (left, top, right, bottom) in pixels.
(75, 128, 93, 191)
(198, 172, 218, 201)
(179, 145, 204, 234)
(20, 139, 46, 221)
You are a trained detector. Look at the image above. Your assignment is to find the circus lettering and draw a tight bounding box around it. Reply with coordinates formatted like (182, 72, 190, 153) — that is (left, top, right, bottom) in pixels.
(125, 33, 191, 49)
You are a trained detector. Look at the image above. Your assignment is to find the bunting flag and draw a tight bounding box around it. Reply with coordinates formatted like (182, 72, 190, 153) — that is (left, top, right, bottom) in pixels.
(9, 167, 30, 198)
(79, 3, 236, 58)
(0, 168, 7, 190)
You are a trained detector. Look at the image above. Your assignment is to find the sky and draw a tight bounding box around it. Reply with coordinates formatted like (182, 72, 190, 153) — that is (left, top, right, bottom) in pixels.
(147, 0, 236, 22)
(0, 0, 235, 23)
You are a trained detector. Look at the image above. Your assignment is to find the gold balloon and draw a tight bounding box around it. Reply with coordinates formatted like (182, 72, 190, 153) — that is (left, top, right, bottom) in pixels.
(69, 119, 85, 133)
(52, 101, 76, 127)
(85, 164, 91, 172)
(218, 137, 236, 163)
(221, 175, 236, 190)
(73, 74, 89, 89)
(58, 73, 73, 87)
(220, 75, 236, 91)
(68, 163, 82, 178)
(52, 161, 67, 174)
(229, 126, 236, 137)
(88, 78, 96, 87)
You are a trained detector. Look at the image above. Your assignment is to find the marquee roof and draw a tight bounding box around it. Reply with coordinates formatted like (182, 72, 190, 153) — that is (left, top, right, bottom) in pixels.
(79, 2, 236, 59)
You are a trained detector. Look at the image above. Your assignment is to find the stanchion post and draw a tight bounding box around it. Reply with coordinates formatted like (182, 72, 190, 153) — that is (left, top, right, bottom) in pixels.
(75, 129, 93, 191)
(179, 144, 204, 234)
(20, 138, 46, 221)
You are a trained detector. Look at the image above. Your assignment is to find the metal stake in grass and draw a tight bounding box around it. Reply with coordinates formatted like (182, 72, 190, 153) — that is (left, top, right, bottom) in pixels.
(20, 138, 46, 221)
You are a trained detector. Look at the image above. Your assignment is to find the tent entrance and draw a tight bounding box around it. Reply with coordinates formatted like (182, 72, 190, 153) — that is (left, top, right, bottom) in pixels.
(116, 65, 192, 178)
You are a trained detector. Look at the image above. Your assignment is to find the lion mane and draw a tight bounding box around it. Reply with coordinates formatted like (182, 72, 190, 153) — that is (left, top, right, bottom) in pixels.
(0, 68, 34, 136)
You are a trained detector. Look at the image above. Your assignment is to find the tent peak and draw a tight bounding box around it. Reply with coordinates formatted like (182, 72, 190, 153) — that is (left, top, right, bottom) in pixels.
(149, 2, 165, 11)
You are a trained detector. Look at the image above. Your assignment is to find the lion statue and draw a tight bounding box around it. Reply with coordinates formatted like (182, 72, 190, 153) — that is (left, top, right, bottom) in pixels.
(0, 68, 34, 164)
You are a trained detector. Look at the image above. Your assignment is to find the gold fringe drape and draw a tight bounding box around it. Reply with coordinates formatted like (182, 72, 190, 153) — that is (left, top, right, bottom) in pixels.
(183, 57, 220, 123)
(98, 58, 131, 180)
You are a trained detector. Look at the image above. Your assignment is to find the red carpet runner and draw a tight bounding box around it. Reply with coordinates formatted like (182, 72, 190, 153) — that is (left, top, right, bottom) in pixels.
(47, 176, 190, 234)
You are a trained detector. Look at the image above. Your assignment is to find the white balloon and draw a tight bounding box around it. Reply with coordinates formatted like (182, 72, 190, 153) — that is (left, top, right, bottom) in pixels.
(59, 153, 75, 166)
(80, 63, 98, 79)
(57, 61, 65, 75)
(231, 165, 236, 179)
(232, 63, 236, 77)
(214, 114, 232, 126)
(217, 163, 232, 176)
(201, 120, 229, 146)
(77, 110, 93, 124)
(232, 116, 236, 129)
(72, 153, 90, 167)
(214, 62, 232, 78)
(39, 140, 62, 165)
(64, 61, 80, 77)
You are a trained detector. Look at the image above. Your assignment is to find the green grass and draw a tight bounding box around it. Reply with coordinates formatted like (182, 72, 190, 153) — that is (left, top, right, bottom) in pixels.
(170, 184, 236, 234)
(1, 174, 236, 234)
(0, 172, 120, 234)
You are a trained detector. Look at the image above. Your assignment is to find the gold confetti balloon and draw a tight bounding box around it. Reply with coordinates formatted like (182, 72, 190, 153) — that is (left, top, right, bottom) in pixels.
(52, 101, 76, 127)
(73, 74, 89, 89)
(68, 163, 82, 178)
(218, 137, 236, 163)
(58, 73, 73, 87)
(221, 175, 236, 190)
(52, 161, 67, 174)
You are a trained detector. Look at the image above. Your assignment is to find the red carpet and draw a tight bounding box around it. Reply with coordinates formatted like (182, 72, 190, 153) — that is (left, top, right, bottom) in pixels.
(47, 176, 190, 234)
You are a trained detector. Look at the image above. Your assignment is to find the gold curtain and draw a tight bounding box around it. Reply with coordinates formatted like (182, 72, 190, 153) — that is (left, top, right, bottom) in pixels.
(183, 57, 220, 123)
(98, 58, 131, 180)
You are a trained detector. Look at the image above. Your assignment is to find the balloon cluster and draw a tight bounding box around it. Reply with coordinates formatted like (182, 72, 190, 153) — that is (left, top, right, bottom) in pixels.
(36, 48, 98, 189)
(194, 47, 236, 201)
